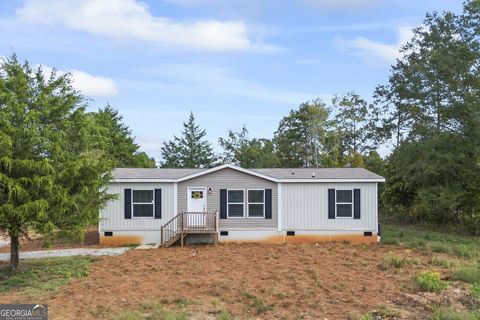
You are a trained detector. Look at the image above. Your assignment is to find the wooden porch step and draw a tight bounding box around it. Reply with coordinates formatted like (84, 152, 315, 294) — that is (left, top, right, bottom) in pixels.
(164, 233, 181, 248)
(161, 211, 219, 247)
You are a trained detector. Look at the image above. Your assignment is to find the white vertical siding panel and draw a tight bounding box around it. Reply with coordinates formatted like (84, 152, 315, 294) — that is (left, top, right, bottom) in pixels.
(281, 183, 378, 231)
(99, 182, 175, 231)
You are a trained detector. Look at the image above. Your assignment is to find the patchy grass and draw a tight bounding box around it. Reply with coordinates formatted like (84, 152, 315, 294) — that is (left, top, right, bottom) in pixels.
(379, 252, 421, 271)
(216, 309, 234, 320)
(453, 265, 480, 284)
(173, 297, 193, 308)
(415, 271, 448, 292)
(382, 225, 480, 259)
(358, 305, 401, 320)
(0, 256, 96, 295)
(240, 291, 272, 314)
(430, 256, 458, 269)
(379, 252, 407, 270)
(118, 301, 188, 320)
(430, 308, 480, 320)
(470, 283, 480, 299)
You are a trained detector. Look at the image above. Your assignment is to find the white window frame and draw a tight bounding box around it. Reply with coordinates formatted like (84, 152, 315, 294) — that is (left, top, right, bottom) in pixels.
(247, 189, 265, 218)
(132, 189, 155, 219)
(227, 189, 245, 218)
(335, 189, 353, 219)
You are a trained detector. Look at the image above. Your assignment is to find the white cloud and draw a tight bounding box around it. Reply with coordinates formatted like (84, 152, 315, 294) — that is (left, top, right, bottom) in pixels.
(340, 26, 414, 63)
(16, 0, 268, 51)
(305, 0, 380, 9)
(39, 65, 119, 97)
(69, 69, 119, 97)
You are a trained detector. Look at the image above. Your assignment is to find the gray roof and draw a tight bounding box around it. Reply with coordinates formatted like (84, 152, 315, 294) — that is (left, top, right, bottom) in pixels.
(112, 166, 384, 181)
(112, 168, 206, 179)
(250, 168, 384, 180)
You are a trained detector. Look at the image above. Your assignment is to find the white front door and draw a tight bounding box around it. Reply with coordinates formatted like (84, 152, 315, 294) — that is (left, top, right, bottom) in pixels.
(187, 187, 207, 227)
(188, 187, 206, 212)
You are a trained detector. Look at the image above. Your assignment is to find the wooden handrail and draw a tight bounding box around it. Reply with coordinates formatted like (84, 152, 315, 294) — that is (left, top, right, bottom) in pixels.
(161, 211, 218, 247)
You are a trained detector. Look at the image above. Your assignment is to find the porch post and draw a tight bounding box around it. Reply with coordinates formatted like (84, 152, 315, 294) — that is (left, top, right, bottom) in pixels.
(160, 226, 164, 247)
(180, 211, 184, 247)
(214, 210, 219, 245)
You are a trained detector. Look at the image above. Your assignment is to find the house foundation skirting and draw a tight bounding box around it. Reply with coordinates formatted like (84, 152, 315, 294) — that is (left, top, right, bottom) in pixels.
(99, 229, 378, 246)
(218, 230, 378, 244)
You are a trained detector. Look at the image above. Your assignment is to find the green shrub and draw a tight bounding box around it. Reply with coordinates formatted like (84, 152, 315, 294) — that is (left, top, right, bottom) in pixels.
(453, 265, 480, 284)
(430, 308, 480, 320)
(416, 271, 448, 292)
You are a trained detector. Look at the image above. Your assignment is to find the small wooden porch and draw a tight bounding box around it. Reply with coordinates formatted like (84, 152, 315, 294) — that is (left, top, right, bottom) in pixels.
(160, 211, 218, 247)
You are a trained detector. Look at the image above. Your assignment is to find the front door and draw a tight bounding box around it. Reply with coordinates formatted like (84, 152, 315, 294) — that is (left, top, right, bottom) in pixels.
(187, 187, 207, 227)
(188, 187, 206, 212)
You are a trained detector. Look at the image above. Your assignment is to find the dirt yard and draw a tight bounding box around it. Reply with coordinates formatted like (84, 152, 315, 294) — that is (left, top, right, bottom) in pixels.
(1, 241, 475, 320)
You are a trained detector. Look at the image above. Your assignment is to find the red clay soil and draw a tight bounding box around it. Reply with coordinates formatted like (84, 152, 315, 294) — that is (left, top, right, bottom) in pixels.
(0, 243, 456, 319)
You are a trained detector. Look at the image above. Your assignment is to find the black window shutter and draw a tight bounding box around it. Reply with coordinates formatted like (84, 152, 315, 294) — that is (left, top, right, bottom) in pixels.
(265, 189, 272, 219)
(220, 189, 227, 219)
(154, 189, 162, 219)
(328, 189, 335, 219)
(124, 188, 132, 219)
(354, 189, 361, 219)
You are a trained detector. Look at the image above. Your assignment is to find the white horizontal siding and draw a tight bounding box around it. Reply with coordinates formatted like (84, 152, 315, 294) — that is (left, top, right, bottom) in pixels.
(282, 182, 378, 232)
(178, 168, 277, 229)
(100, 182, 175, 231)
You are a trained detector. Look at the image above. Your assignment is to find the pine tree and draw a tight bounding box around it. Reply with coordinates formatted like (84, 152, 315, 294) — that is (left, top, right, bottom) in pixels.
(160, 112, 217, 168)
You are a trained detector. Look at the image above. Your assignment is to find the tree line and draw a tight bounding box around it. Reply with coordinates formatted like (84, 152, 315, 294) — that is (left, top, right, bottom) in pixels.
(161, 0, 480, 235)
(160, 94, 383, 172)
(1, 0, 479, 272)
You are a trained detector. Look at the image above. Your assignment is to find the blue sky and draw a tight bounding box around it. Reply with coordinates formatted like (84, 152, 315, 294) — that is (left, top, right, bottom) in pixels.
(0, 0, 463, 161)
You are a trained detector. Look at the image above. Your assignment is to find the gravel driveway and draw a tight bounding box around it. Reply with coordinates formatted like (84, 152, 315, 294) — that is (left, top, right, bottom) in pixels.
(0, 247, 131, 261)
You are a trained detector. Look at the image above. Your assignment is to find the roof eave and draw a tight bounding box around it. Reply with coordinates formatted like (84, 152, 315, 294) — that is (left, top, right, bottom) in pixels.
(111, 178, 178, 183)
(278, 178, 385, 183)
(176, 164, 279, 183)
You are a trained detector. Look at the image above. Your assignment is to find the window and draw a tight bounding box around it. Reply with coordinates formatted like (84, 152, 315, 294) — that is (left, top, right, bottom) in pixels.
(336, 190, 353, 218)
(191, 190, 204, 199)
(248, 189, 264, 218)
(227, 190, 244, 217)
(132, 190, 154, 218)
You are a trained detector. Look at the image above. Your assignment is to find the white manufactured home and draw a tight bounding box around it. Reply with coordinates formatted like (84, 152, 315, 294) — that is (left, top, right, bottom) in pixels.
(99, 164, 385, 246)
